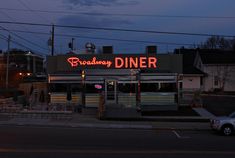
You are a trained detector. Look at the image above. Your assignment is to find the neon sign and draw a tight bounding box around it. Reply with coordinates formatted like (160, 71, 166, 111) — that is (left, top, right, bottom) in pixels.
(94, 84, 103, 89)
(67, 55, 157, 69)
(115, 57, 157, 69)
(67, 57, 112, 68)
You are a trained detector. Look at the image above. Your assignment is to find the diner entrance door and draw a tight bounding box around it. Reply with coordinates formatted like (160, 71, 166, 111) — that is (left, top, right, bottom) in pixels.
(105, 80, 117, 104)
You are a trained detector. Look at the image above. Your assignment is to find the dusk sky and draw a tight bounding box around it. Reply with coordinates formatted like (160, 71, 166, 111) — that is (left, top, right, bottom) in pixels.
(0, 0, 235, 56)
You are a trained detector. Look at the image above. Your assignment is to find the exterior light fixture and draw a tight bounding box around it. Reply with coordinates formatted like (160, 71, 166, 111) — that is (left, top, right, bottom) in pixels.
(81, 70, 85, 79)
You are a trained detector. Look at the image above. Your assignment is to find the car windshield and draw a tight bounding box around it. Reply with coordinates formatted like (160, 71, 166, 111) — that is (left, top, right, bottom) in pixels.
(228, 112, 235, 118)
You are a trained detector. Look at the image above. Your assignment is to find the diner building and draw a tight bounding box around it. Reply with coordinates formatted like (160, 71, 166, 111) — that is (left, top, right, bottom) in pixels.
(47, 49, 182, 111)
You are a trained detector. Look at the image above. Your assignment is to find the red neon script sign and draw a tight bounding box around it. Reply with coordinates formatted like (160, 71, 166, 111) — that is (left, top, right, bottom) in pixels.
(67, 56, 157, 69)
(67, 57, 112, 68)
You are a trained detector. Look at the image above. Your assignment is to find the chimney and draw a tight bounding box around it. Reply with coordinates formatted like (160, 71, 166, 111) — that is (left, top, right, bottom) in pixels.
(146, 45, 157, 54)
(102, 46, 113, 54)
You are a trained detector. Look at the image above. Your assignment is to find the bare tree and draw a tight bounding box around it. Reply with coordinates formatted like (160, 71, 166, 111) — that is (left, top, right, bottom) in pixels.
(201, 36, 235, 51)
(215, 65, 233, 91)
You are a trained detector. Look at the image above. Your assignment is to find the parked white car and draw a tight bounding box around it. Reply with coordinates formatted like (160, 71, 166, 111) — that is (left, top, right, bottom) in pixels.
(210, 112, 235, 136)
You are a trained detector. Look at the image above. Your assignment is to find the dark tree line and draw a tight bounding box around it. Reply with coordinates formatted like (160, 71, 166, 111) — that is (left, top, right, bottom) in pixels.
(200, 36, 235, 51)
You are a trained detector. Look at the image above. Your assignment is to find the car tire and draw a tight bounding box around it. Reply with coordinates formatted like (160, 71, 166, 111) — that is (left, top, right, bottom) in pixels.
(221, 125, 233, 136)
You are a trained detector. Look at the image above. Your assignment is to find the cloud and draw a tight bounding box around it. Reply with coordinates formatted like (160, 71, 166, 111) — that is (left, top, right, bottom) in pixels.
(64, 0, 138, 7)
(58, 14, 132, 32)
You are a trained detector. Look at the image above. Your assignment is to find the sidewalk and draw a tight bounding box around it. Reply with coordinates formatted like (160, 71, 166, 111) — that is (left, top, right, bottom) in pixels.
(0, 113, 211, 131)
(192, 108, 215, 118)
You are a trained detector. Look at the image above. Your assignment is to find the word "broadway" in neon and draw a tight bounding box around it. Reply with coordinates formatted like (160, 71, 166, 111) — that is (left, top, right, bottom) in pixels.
(67, 57, 112, 68)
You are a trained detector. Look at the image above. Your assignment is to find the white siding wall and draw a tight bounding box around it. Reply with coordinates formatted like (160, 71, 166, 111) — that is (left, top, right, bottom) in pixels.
(224, 72, 235, 91)
(183, 76, 201, 90)
(203, 65, 235, 92)
(203, 66, 214, 91)
(192, 53, 235, 92)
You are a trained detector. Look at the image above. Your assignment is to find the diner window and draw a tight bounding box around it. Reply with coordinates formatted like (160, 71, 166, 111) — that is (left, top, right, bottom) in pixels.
(49, 83, 82, 93)
(140, 83, 159, 92)
(118, 83, 136, 93)
(49, 83, 67, 92)
(159, 83, 176, 92)
(71, 84, 82, 93)
(86, 83, 103, 93)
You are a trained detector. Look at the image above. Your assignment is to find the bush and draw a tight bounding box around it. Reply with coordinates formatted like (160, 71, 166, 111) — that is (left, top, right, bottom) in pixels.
(213, 88, 223, 94)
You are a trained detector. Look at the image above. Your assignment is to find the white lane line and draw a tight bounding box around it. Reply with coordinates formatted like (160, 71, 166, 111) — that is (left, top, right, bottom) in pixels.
(172, 130, 190, 139)
(172, 130, 181, 138)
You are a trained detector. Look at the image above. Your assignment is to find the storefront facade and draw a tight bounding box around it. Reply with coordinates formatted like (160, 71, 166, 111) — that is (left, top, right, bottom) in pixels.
(47, 53, 182, 111)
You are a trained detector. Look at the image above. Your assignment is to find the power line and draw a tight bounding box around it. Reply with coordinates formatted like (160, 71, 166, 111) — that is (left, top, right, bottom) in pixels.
(0, 28, 196, 46)
(0, 21, 234, 38)
(57, 33, 195, 46)
(0, 10, 16, 21)
(0, 34, 46, 55)
(1, 7, 235, 19)
(0, 25, 48, 51)
(0, 34, 32, 51)
(0, 9, 50, 50)
(17, 0, 51, 24)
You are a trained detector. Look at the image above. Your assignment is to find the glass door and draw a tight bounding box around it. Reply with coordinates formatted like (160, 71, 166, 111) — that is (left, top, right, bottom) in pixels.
(105, 80, 117, 104)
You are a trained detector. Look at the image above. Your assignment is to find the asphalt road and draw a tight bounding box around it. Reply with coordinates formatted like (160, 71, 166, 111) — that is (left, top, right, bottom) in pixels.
(0, 126, 235, 158)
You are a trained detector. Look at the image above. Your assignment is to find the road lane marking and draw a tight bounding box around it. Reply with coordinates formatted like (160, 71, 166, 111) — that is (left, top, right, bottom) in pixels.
(172, 130, 190, 139)
(172, 130, 181, 138)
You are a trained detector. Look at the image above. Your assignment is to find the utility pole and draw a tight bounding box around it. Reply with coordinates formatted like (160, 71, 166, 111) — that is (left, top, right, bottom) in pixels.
(71, 38, 74, 51)
(6, 35, 10, 89)
(68, 38, 75, 51)
(51, 24, 54, 56)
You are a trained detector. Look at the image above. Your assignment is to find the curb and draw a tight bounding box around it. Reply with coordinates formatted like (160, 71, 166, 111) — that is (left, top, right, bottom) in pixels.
(0, 122, 153, 130)
(102, 117, 210, 122)
(151, 127, 211, 131)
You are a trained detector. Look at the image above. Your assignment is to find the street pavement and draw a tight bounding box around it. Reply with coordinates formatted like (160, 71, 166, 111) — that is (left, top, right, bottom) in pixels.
(0, 109, 210, 130)
(0, 126, 234, 158)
